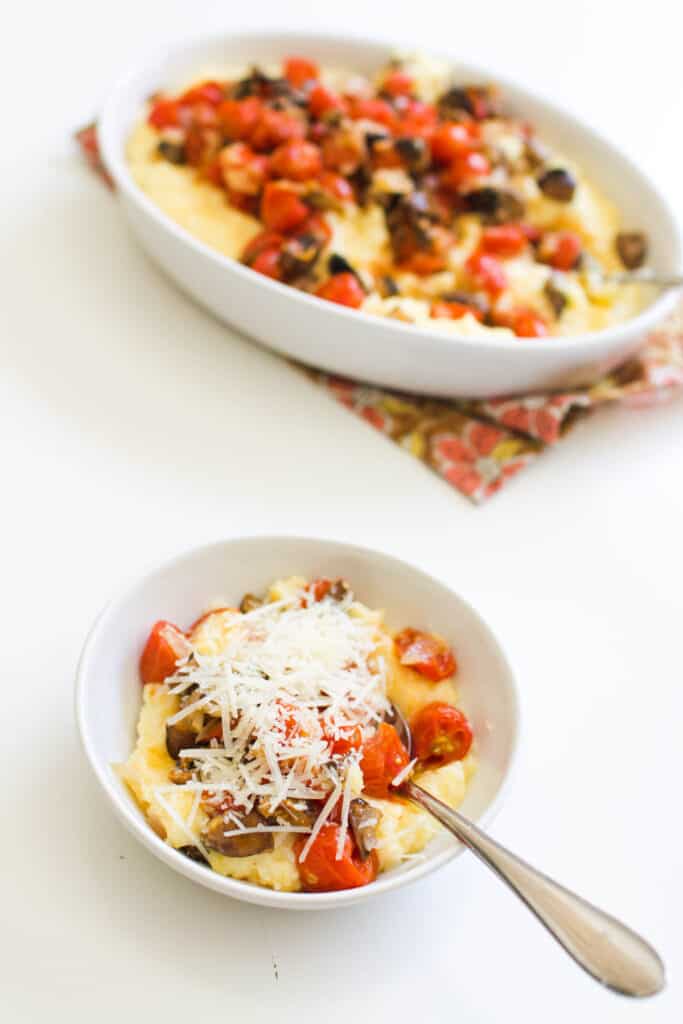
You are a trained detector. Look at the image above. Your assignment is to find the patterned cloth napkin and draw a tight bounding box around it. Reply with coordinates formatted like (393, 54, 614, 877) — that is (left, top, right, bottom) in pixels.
(76, 124, 683, 502)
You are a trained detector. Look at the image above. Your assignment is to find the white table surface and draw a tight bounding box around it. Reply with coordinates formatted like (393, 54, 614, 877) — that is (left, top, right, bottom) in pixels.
(3, 2, 682, 1020)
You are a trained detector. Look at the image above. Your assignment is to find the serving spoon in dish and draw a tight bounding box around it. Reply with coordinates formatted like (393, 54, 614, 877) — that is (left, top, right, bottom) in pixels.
(387, 705, 665, 998)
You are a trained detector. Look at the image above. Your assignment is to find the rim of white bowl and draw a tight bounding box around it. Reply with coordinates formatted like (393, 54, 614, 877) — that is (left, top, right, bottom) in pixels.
(75, 534, 521, 909)
(97, 28, 682, 360)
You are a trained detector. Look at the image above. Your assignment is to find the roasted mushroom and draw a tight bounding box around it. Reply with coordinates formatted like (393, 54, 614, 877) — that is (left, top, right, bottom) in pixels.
(544, 278, 568, 318)
(348, 798, 381, 860)
(537, 168, 576, 202)
(280, 232, 325, 280)
(394, 136, 430, 173)
(157, 139, 186, 165)
(616, 231, 648, 270)
(178, 845, 209, 865)
(438, 84, 500, 121)
(463, 187, 525, 222)
(328, 578, 353, 602)
(202, 811, 274, 857)
(166, 720, 199, 759)
(258, 797, 318, 828)
(240, 593, 263, 613)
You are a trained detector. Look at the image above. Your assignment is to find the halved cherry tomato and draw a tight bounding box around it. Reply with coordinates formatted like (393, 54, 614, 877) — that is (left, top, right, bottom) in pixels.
(308, 84, 347, 119)
(382, 70, 414, 97)
(430, 122, 477, 164)
(250, 108, 306, 151)
(346, 96, 397, 131)
(481, 224, 529, 258)
(318, 171, 354, 201)
(443, 150, 491, 187)
(251, 248, 283, 279)
(540, 230, 582, 271)
(269, 140, 323, 181)
(261, 182, 310, 232)
(148, 97, 180, 129)
(218, 96, 263, 140)
(398, 98, 438, 137)
(219, 142, 268, 195)
(179, 80, 224, 107)
(139, 621, 190, 684)
(394, 627, 457, 681)
(411, 702, 473, 767)
(325, 724, 363, 756)
(294, 824, 378, 891)
(315, 272, 365, 308)
(465, 250, 508, 296)
(431, 300, 483, 322)
(509, 307, 550, 337)
(359, 722, 410, 798)
(308, 578, 332, 601)
(242, 228, 286, 264)
(399, 251, 448, 275)
(283, 56, 320, 89)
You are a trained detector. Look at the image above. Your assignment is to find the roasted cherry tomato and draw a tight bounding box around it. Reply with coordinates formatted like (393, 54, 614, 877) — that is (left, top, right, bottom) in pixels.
(218, 96, 263, 140)
(261, 182, 310, 232)
(540, 230, 582, 271)
(283, 56, 320, 89)
(325, 724, 363, 756)
(398, 98, 438, 137)
(431, 300, 483, 322)
(411, 702, 473, 767)
(139, 621, 190, 684)
(179, 80, 224, 107)
(242, 228, 286, 264)
(394, 627, 457, 681)
(360, 722, 410, 798)
(250, 108, 306, 151)
(443, 150, 491, 187)
(465, 250, 508, 296)
(148, 97, 180, 129)
(318, 170, 354, 201)
(315, 272, 365, 308)
(382, 70, 414, 96)
(481, 224, 529, 258)
(430, 122, 477, 164)
(251, 248, 283, 279)
(308, 84, 347, 119)
(346, 96, 397, 131)
(219, 142, 268, 195)
(294, 824, 378, 891)
(509, 307, 550, 337)
(269, 140, 323, 181)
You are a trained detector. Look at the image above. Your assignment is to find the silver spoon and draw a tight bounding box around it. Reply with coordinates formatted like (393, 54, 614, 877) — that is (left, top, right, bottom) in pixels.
(387, 704, 665, 998)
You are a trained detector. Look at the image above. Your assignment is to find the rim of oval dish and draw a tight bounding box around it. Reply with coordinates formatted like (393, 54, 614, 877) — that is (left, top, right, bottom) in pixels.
(74, 535, 521, 909)
(97, 28, 682, 359)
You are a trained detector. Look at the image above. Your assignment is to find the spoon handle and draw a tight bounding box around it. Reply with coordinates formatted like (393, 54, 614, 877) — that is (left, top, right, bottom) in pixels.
(402, 780, 665, 998)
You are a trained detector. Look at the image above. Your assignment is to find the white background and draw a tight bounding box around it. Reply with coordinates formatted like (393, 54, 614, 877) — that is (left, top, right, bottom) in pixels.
(2, 2, 682, 1021)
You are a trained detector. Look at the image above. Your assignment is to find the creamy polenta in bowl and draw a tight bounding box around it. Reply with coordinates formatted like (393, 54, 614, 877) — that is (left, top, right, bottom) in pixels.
(127, 50, 650, 340)
(75, 536, 518, 907)
(121, 574, 476, 893)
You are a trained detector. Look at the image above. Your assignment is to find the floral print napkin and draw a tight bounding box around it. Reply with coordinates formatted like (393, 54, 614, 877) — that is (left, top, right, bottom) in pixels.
(76, 123, 683, 503)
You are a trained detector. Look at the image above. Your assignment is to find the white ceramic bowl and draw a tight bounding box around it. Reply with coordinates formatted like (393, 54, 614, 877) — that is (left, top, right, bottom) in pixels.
(75, 536, 518, 909)
(98, 31, 681, 399)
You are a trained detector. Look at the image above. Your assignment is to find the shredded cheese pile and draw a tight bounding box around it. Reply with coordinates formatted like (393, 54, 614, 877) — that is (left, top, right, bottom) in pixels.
(163, 586, 391, 860)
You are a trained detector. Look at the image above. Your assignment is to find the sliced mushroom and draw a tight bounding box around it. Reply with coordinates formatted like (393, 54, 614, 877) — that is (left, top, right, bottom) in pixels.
(463, 187, 525, 222)
(394, 136, 430, 173)
(258, 797, 318, 828)
(178, 845, 209, 865)
(328, 253, 358, 278)
(280, 232, 325, 280)
(537, 168, 576, 202)
(165, 720, 199, 759)
(544, 278, 568, 318)
(328, 577, 353, 602)
(157, 139, 186, 165)
(202, 811, 274, 857)
(616, 231, 648, 270)
(240, 593, 263, 613)
(439, 290, 490, 318)
(349, 798, 381, 860)
(380, 275, 400, 297)
(438, 84, 500, 121)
